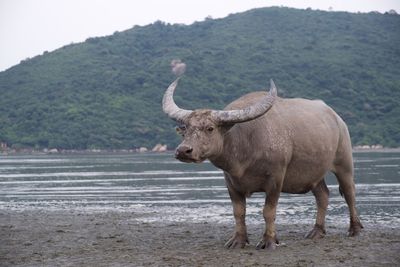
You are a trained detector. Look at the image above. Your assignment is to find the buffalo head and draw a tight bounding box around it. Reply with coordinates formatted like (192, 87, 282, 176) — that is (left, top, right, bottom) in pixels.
(162, 78, 277, 163)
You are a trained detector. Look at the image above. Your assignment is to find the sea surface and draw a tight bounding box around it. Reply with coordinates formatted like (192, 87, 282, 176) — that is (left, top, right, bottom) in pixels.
(0, 152, 399, 227)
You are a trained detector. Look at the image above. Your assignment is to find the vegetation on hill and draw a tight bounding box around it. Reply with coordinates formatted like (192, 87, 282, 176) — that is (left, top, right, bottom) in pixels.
(0, 7, 399, 149)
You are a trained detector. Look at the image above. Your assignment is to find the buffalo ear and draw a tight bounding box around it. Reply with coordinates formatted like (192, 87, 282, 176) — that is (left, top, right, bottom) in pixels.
(220, 123, 234, 135)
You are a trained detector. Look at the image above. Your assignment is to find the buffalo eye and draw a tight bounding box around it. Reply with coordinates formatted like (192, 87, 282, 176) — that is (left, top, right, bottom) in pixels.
(176, 125, 186, 136)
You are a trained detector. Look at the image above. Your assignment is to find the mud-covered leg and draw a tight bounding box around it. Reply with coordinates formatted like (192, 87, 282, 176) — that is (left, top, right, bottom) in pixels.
(256, 191, 280, 250)
(305, 179, 329, 239)
(334, 170, 363, 236)
(334, 134, 363, 236)
(224, 188, 249, 249)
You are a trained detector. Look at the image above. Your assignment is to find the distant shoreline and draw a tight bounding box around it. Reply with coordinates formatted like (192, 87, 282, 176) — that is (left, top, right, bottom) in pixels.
(352, 147, 400, 153)
(1, 147, 400, 155)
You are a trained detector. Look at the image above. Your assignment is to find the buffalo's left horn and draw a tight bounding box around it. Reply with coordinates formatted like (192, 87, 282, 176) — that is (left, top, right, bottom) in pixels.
(162, 77, 192, 122)
(211, 79, 277, 124)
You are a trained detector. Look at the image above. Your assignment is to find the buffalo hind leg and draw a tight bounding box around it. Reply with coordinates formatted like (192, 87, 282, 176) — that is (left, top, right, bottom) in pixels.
(305, 179, 329, 239)
(334, 169, 363, 236)
(256, 190, 280, 250)
(224, 188, 249, 249)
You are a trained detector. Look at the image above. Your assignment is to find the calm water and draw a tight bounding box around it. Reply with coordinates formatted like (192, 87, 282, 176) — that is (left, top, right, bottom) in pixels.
(0, 152, 399, 227)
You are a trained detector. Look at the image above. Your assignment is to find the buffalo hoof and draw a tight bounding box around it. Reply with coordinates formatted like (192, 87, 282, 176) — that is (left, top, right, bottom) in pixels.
(348, 221, 364, 237)
(305, 224, 326, 239)
(256, 237, 279, 250)
(224, 233, 249, 249)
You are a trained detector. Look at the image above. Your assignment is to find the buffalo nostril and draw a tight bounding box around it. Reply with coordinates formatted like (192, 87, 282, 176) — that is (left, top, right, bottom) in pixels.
(176, 146, 193, 157)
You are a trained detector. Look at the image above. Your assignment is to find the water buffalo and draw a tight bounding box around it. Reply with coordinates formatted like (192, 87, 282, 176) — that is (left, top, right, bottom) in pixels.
(162, 77, 363, 250)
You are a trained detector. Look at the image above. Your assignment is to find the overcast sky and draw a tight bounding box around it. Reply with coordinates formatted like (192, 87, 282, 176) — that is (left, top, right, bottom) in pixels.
(0, 0, 399, 72)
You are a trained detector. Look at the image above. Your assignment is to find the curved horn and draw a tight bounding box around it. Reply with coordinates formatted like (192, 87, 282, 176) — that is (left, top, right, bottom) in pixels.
(211, 79, 277, 124)
(162, 77, 192, 122)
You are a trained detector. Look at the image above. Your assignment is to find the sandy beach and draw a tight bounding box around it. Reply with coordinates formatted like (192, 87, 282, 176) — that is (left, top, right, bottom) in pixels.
(1, 209, 399, 267)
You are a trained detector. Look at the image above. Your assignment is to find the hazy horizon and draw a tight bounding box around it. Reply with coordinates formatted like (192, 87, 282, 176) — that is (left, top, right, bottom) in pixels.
(1, 0, 399, 72)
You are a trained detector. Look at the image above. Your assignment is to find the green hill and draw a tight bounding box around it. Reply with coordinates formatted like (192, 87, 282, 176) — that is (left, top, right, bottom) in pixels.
(0, 7, 399, 149)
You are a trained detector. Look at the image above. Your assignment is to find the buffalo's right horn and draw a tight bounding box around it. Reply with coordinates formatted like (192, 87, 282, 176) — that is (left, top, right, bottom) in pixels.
(162, 77, 192, 122)
(211, 79, 277, 124)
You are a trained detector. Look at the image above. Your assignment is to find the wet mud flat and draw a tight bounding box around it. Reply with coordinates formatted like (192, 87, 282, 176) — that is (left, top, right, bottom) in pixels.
(1, 209, 399, 267)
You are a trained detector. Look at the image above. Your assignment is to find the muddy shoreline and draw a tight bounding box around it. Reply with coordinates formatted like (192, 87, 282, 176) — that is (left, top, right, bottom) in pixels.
(1, 209, 399, 267)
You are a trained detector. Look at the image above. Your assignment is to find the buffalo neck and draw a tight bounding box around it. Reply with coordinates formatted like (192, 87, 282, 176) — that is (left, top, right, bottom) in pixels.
(208, 125, 253, 177)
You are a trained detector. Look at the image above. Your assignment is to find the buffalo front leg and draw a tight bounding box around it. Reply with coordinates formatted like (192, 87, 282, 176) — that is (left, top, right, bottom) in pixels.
(256, 191, 280, 250)
(305, 179, 329, 239)
(224, 188, 249, 249)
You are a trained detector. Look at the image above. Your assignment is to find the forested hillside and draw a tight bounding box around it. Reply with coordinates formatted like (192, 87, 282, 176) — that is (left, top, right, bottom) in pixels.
(0, 7, 399, 149)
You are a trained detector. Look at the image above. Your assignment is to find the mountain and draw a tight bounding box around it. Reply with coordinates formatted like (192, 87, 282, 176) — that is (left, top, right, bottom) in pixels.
(0, 7, 399, 149)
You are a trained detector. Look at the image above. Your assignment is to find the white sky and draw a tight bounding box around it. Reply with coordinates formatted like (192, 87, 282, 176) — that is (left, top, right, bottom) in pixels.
(0, 0, 399, 72)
